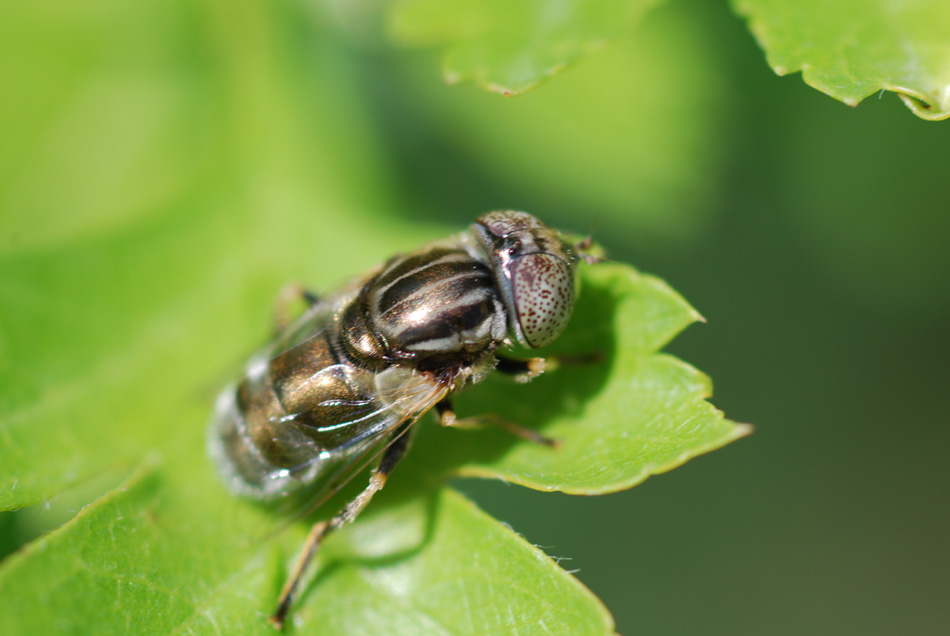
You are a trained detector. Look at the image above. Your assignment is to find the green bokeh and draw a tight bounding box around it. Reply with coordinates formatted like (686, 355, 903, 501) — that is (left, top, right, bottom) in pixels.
(2, 0, 948, 634)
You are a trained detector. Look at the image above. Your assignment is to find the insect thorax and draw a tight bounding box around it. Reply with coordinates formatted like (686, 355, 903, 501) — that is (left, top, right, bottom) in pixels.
(342, 244, 509, 377)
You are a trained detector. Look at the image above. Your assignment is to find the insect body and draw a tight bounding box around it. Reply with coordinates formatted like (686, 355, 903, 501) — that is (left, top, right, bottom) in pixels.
(209, 210, 584, 628)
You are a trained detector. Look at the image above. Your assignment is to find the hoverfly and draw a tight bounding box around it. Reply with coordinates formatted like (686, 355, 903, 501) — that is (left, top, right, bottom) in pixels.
(209, 211, 593, 628)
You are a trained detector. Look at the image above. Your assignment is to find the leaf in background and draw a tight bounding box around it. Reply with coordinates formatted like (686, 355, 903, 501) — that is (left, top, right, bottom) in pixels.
(733, 0, 950, 120)
(391, 2, 731, 250)
(389, 0, 662, 95)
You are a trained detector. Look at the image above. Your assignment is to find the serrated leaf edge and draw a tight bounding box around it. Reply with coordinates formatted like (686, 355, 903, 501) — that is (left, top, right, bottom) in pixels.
(733, 1, 950, 121)
(452, 416, 751, 496)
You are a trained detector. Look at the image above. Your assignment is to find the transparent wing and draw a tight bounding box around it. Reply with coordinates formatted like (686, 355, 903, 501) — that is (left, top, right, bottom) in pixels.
(211, 286, 448, 506)
(263, 378, 449, 537)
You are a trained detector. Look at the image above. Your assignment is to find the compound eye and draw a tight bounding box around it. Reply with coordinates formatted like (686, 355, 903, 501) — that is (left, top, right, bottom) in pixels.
(508, 253, 575, 348)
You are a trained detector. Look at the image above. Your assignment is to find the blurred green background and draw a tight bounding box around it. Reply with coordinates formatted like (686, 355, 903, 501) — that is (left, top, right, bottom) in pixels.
(1, 0, 948, 634)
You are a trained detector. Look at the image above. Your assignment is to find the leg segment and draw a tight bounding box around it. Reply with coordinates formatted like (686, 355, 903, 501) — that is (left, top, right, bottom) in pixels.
(436, 399, 558, 448)
(494, 356, 547, 383)
(496, 352, 604, 383)
(269, 423, 412, 629)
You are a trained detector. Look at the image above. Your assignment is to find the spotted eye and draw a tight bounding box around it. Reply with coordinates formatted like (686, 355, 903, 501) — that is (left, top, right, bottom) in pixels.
(508, 253, 575, 348)
(470, 210, 580, 348)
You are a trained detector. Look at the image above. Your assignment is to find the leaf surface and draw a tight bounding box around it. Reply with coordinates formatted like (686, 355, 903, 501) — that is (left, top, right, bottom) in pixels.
(0, 459, 615, 635)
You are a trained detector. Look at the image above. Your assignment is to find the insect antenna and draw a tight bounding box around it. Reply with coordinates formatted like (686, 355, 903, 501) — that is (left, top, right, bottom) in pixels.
(574, 219, 617, 266)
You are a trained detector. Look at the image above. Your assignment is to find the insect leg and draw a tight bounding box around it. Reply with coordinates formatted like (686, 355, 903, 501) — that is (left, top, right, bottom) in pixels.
(497, 353, 604, 383)
(495, 356, 547, 383)
(273, 283, 321, 333)
(436, 399, 558, 448)
(269, 422, 413, 630)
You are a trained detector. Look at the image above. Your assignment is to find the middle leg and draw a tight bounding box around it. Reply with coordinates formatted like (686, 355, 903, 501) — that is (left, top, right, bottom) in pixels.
(436, 398, 558, 448)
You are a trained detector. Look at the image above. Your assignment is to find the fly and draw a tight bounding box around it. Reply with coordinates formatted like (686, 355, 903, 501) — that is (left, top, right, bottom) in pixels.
(208, 210, 593, 628)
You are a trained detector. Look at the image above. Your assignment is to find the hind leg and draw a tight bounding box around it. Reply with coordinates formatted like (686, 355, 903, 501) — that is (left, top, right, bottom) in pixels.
(269, 421, 412, 629)
(273, 283, 320, 333)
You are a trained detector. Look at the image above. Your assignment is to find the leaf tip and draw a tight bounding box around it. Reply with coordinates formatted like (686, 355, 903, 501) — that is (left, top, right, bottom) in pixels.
(732, 422, 755, 440)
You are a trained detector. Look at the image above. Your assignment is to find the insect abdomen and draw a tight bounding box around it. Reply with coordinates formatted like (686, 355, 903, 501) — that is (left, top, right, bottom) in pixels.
(210, 322, 397, 499)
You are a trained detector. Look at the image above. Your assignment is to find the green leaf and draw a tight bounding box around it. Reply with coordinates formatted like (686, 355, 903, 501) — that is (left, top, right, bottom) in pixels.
(0, 236, 745, 634)
(0, 0, 746, 633)
(0, 460, 276, 636)
(302, 476, 615, 635)
(732, 0, 950, 120)
(0, 459, 615, 635)
(389, 0, 663, 95)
